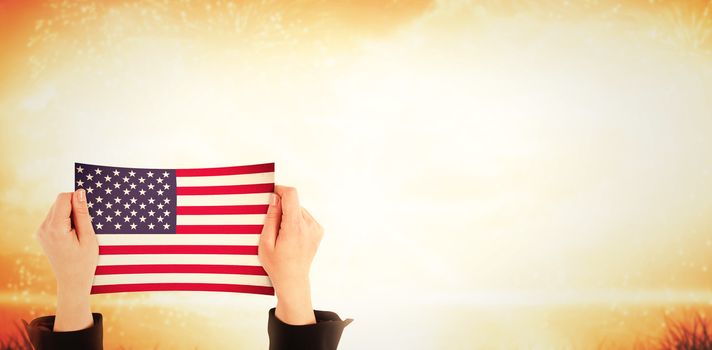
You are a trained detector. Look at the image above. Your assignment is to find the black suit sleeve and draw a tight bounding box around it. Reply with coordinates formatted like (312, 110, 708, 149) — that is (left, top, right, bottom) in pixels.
(268, 308, 353, 350)
(24, 308, 350, 350)
(23, 313, 103, 350)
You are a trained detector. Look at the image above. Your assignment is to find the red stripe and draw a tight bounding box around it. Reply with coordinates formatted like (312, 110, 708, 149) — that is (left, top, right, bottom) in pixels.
(176, 205, 268, 215)
(176, 225, 264, 234)
(99, 245, 258, 255)
(95, 264, 267, 276)
(176, 183, 274, 195)
(91, 283, 274, 295)
(176, 163, 274, 177)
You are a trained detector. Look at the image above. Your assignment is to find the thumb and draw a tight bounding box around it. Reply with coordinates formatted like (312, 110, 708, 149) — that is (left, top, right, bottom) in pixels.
(260, 193, 282, 250)
(71, 189, 96, 243)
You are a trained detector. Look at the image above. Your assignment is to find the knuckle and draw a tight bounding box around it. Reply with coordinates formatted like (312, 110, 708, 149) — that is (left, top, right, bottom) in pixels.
(282, 186, 297, 197)
(311, 218, 323, 231)
(258, 236, 272, 247)
(74, 205, 90, 216)
(37, 222, 50, 238)
(55, 192, 70, 203)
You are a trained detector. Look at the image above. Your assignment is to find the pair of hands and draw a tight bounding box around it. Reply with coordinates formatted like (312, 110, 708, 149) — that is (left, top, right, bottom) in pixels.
(37, 186, 323, 331)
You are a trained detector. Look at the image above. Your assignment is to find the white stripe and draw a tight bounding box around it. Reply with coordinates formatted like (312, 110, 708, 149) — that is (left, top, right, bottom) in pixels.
(176, 172, 274, 187)
(176, 193, 270, 206)
(97, 234, 260, 246)
(176, 214, 265, 225)
(98, 254, 261, 266)
(93, 273, 272, 287)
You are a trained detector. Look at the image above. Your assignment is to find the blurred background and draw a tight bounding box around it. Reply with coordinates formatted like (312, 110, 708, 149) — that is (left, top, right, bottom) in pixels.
(1, 0, 712, 348)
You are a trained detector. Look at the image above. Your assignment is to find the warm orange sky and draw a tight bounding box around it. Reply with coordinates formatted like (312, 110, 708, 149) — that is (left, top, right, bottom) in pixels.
(2, 0, 712, 348)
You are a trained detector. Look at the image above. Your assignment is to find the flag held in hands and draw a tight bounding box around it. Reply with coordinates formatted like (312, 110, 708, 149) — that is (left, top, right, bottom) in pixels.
(74, 162, 275, 295)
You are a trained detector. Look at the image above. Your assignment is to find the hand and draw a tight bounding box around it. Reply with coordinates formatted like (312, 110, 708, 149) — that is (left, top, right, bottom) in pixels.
(36, 189, 99, 331)
(258, 185, 324, 325)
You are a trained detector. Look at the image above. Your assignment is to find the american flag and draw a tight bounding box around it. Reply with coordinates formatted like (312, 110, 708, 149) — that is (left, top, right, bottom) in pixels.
(74, 162, 275, 295)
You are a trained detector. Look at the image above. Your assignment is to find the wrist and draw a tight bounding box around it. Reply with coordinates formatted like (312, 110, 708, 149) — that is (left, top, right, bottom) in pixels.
(275, 278, 309, 300)
(54, 284, 93, 331)
(274, 278, 316, 325)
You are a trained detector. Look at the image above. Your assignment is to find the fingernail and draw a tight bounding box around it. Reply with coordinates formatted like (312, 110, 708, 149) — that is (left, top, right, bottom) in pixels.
(77, 188, 86, 203)
(269, 193, 277, 206)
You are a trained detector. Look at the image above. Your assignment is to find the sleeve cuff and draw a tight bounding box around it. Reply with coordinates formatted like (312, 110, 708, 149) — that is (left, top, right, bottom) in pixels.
(268, 308, 352, 350)
(24, 313, 103, 350)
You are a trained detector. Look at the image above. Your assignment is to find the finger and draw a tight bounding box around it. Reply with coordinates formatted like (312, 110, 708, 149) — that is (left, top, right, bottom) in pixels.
(49, 192, 73, 231)
(71, 189, 96, 243)
(260, 192, 282, 249)
(275, 185, 300, 225)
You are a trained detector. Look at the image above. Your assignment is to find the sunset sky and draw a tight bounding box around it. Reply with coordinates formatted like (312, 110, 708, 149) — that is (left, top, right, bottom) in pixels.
(1, 0, 712, 348)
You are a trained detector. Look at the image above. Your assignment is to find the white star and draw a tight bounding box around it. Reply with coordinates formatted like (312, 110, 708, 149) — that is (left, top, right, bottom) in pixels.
(114, 197, 121, 203)
(113, 182, 121, 189)
(130, 197, 137, 204)
(147, 183, 155, 190)
(95, 223, 103, 230)
(87, 187, 94, 194)
(95, 168, 102, 175)
(104, 175, 111, 182)
(157, 190, 164, 196)
(123, 189, 130, 195)
(130, 210, 137, 216)
(163, 210, 170, 216)
(162, 171, 169, 178)
(156, 178, 163, 184)
(129, 183, 137, 189)
(163, 223, 170, 230)
(104, 188, 112, 194)
(96, 209, 103, 216)
(95, 182, 103, 188)
(148, 198, 155, 204)
(163, 184, 170, 190)
(139, 189, 146, 195)
(129, 170, 136, 177)
(105, 203, 113, 209)
(138, 177, 146, 183)
(130, 223, 137, 230)
(123, 203, 130, 209)
(139, 203, 146, 209)
(87, 202, 93, 208)
(123, 216, 130, 222)
(89, 215, 93, 222)
(147, 171, 154, 177)
(86, 174, 94, 181)
(122, 176, 129, 183)
(157, 203, 164, 209)
(157, 216, 164, 222)
(114, 210, 121, 216)
(148, 223, 155, 229)
(76, 166, 84, 173)
(76, 180, 84, 187)
(113, 170, 120, 176)
(163, 198, 170, 204)
(114, 223, 121, 230)
(148, 210, 155, 216)
(96, 196, 103, 203)
(139, 216, 146, 222)
(105, 216, 112, 222)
